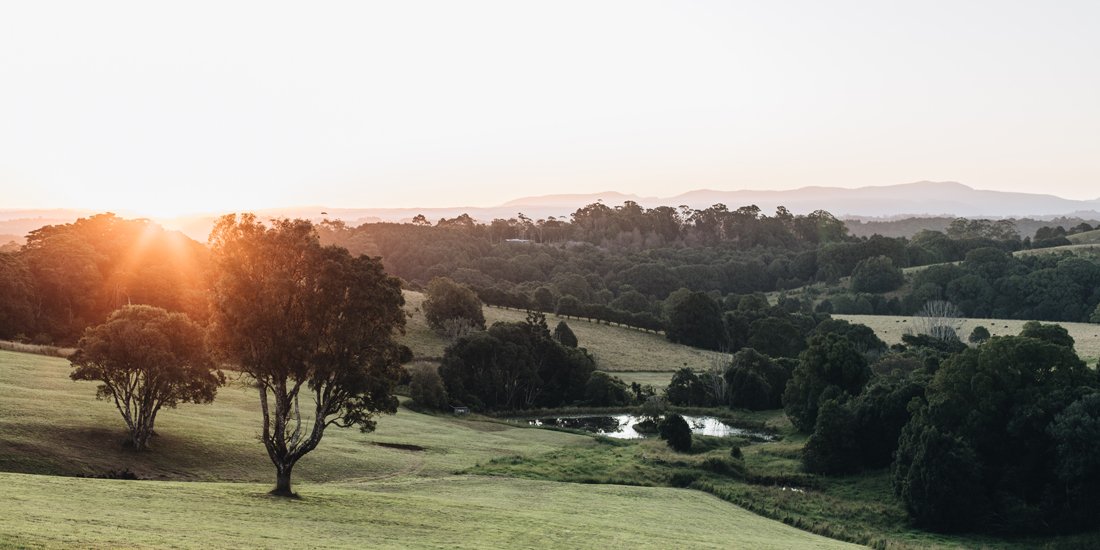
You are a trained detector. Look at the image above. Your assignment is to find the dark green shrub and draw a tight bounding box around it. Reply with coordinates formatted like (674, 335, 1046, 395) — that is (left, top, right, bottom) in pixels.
(553, 321, 578, 348)
(783, 334, 871, 432)
(658, 413, 692, 452)
(967, 325, 990, 344)
(408, 362, 448, 410)
(668, 471, 699, 487)
(584, 371, 631, 406)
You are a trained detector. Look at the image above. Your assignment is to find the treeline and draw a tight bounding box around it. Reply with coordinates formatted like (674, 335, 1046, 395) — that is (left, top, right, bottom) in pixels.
(316, 205, 1048, 337)
(846, 215, 1100, 240)
(898, 248, 1100, 322)
(0, 214, 208, 343)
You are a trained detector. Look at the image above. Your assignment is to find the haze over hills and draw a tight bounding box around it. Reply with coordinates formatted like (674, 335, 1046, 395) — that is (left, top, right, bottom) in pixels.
(3, 181, 1100, 242)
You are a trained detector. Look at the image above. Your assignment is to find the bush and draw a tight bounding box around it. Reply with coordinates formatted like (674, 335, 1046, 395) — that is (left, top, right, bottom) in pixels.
(850, 255, 904, 293)
(665, 291, 727, 351)
(967, 325, 990, 344)
(783, 333, 871, 432)
(408, 362, 448, 410)
(584, 371, 632, 406)
(665, 367, 713, 407)
(423, 277, 485, 331)
(724, 348, 790, 410)
(802, 398, 860, 475)
(658, 413, 692, 452)
(699, 456, 745, 477)
(553, 321, 578, 348)
(893, 423, 986, 532)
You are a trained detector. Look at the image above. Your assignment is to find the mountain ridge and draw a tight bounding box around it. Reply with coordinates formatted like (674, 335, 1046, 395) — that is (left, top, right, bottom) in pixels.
(4, 181, 1099, 241)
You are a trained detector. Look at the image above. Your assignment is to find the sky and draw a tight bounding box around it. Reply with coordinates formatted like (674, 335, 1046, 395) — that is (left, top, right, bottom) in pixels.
(1, 0, 1098, 217)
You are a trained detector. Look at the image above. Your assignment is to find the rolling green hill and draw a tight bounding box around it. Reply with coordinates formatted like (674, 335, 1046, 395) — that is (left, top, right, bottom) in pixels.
(400, 290, 719, 390)
(0, 349, 855, 549)
(401, 291, 724, 372)
(1068, 228, 1100, 244)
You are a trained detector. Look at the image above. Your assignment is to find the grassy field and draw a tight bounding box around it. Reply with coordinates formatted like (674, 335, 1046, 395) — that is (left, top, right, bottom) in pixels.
(0, 349, 855, 549)
(835, 314, 1100, 363)
(0, 472, 857, 549)
(475, 411, 1100, 550)
(400, 291, 727, 372)
(0, 349, 587, 481)
(1068, 228, 1100, 244)
(614, 370, 676, 389)
(1013, 243, 1100, 258)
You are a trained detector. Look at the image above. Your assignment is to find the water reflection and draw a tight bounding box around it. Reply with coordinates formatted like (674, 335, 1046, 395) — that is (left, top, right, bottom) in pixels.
(526, 414, 775, 440)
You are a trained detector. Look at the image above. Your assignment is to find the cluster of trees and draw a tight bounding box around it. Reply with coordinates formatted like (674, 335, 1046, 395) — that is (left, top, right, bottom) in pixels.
(1032, 222, 1094, 249)
(824, 245, 1100, 324)
(894, 327, 1100, 533)
(437, 313, 600, 410)
(786, 318, 1100, 535)
(421, 312, 641, 411)
(903, 248, 1100, 321)
(61, 215, 411, 497)
(664, 315, 886, 412)
(0, 214, 208, 342)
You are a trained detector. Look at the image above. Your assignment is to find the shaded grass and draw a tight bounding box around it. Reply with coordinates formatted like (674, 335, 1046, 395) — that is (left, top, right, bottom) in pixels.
(0, 349, 588, 482)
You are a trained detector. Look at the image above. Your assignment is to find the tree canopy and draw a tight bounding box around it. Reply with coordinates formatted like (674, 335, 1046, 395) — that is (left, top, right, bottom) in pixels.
(423, 277, 486, 331)
(208, 214, 409, 496)
(893, 336, 1099, 533)
(70, 305, 223, 450)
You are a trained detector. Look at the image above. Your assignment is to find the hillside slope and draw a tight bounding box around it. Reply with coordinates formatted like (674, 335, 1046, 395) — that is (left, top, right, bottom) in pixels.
(0, 349, 856, 549)
(400, 291, 724, 374)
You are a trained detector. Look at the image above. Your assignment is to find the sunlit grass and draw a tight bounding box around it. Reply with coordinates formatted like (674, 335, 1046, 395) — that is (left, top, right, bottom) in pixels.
(400, 290, 726, 372)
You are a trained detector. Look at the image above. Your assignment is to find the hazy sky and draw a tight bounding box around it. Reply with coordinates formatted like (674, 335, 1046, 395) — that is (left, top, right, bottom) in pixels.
(1, 1, 1098, 216)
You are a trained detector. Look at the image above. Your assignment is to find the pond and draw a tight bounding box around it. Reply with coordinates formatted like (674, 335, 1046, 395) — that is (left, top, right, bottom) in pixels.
(523, 414, 776, 440)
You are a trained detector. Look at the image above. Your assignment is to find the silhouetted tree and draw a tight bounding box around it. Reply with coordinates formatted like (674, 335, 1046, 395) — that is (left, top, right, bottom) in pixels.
(208, 215, 409, 497)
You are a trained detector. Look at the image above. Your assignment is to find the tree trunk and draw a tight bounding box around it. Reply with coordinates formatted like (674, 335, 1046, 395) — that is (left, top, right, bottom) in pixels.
(270, 462, 296, 497)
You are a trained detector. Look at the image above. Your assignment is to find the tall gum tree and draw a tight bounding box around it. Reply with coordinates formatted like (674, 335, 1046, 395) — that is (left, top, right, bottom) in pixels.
(208, 215, 409, 497)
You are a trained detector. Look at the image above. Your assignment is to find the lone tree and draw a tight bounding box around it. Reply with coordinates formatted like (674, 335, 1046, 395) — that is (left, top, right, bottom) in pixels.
(70, 305, 223, 450)
(911, 300, 963, 342)
(423, 277, 485, 332)
(208, 215, 409, 497)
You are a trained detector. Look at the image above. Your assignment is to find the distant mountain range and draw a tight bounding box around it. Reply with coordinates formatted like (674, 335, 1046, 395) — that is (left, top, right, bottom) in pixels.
(2, 181, 1099, 242)
(501, 181, 1100, 219)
